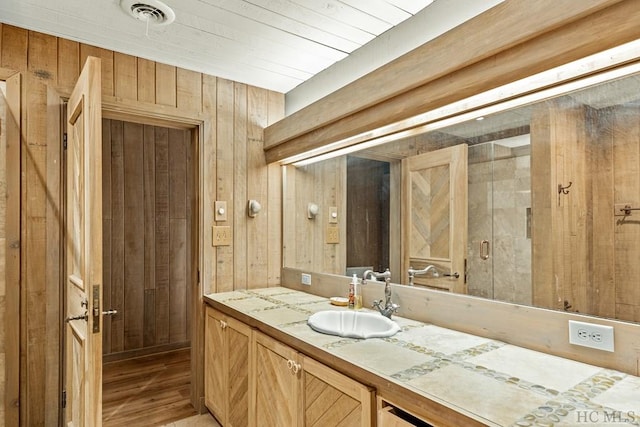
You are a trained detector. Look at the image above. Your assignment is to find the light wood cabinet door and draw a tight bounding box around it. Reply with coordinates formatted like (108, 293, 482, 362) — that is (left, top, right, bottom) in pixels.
(253, 331, 300, 427)
(205, 308, 226, 421)
(226, 317, 251, 427)
(301, 355, 374, 427)
(205, 307, 251, 426)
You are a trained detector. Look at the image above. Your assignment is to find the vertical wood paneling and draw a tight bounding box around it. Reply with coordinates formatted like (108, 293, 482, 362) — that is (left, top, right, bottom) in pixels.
(102, 120, 113, 354)
(110, 119, 125, 353)
(613, 107, 640, 322)
(57, 38, 79, 93)
(247, 87, 268, 288)
(202, 75, 217, 295)
(143, 125, 156, 292)
(4, 71, 22, 427)
(1, 25, 27, 71)
(0, 24, 284, 423)
(155, 63, 176, 107)
(590, 108, 616, 318)
(155, 126, 170, 345)
(114, 53, 137, 101)
(123, 122, 145, 350)
(143, 125, 156, 347)
(233, 83, 248, 289)
(27, 31, 57, 83)
(24, 75, 48, 427)
(103, 122, 193, 354)
(177, 68, 202, 113)
(169, 128, 188, 343)
(44, 86, 62, 427)
(216, 79, 235, 292)
(137, 58, 156, 104)
(267, 92, 284, 285)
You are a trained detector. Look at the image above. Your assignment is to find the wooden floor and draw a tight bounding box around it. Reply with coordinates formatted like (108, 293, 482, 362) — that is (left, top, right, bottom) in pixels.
(103, 348, 198, 427)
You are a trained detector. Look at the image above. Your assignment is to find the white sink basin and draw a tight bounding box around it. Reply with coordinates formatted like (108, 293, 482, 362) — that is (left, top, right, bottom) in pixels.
(307, 310, 401, 339)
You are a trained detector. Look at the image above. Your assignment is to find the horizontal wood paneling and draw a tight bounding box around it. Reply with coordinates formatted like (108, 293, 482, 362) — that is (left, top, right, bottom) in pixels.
(0, 22, 284, 425)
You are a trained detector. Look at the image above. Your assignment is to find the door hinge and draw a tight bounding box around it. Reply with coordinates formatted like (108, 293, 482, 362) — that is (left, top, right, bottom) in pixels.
(197, 269, 201, 284)
(63, 132, 68, 150)
(62, 390, 67, 409)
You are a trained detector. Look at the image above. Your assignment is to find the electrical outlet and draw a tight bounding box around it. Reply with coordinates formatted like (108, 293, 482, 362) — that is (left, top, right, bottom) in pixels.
(568, 320, 614, 352)
(301, 273, 311, 286)
(212, 226, 232, 246)
(326, 226, 339, 244)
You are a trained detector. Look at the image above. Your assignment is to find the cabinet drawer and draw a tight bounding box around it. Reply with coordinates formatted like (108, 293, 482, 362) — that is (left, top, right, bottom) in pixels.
(378, 399, 433, 427)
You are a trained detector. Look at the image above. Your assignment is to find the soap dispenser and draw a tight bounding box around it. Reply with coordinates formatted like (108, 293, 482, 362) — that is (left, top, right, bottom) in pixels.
(348, 274, 356, 309)
(348, 274, 362, 310)
(353, 274, 362, 310)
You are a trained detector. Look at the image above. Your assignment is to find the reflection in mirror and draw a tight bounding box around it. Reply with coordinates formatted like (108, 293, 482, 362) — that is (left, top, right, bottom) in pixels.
(283, 65, 640, 324)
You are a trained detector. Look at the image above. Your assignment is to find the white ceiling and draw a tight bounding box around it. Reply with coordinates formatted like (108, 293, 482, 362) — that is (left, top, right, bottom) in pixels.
(0, 0, 439, 93)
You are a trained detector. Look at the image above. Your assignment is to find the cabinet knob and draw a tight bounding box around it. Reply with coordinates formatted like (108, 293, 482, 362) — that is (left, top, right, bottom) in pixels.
(286, 359, 300, 374)
(220, 320, 228, 329)
(292, 362, 301, 374)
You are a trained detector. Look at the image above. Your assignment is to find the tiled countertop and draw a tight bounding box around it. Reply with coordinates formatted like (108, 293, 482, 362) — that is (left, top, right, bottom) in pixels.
(205, 287, 640, 427)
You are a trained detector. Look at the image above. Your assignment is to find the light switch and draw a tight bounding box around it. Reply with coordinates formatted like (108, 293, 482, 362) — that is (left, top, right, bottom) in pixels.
(215, 201, 227, 222)
(329, 207, 338, 224)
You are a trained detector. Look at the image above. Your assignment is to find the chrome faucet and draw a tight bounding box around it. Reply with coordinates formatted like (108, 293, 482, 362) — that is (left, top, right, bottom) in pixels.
(364, 269, 398, 318)
(407, 265, 439, 286)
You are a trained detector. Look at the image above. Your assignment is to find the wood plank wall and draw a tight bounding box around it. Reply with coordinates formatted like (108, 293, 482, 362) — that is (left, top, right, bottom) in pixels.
(102, 119, 193, 357)
(346, 157, 389, 272)
(531, 100, 640, 323)
(0, 78, 7, 425)
(0, 23, 284, 426)
(282, 159, 346, 275)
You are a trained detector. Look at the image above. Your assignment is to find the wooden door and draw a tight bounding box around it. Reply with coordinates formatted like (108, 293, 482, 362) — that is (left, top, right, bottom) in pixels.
(64, 56, 103, 427)
(253, 331, 300, 427)
(401, 144, 468, 293)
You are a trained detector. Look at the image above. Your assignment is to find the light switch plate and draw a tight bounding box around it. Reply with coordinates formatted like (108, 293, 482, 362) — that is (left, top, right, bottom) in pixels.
(212, 226, 232, 246)
(215, 201, 228, 222)
(328, 207, 338, 224)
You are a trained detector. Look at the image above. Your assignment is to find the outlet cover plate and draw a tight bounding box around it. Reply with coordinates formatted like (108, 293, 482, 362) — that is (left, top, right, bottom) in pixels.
(212, 226, 232, 246)
(301, 273, 311, 286)
(326, 226, 339, 244)
(568, 320, 614, 352)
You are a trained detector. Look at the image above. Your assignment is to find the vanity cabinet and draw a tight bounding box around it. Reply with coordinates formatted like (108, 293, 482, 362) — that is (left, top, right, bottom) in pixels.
(205, 307, 374, 427)
(252, 331, 375, 427)
(204, 307, 251, 426)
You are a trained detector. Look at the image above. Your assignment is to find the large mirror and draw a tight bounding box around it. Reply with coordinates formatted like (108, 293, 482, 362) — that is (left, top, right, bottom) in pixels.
(283, 61, 640, 324)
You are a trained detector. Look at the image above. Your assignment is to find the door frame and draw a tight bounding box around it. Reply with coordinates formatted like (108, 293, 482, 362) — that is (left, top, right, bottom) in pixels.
(58, 100, 207, 415)
(101, 103, 206, 411)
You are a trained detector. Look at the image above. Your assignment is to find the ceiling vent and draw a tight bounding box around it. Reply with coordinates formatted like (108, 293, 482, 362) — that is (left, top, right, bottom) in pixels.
(121, 0, 175, 26)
